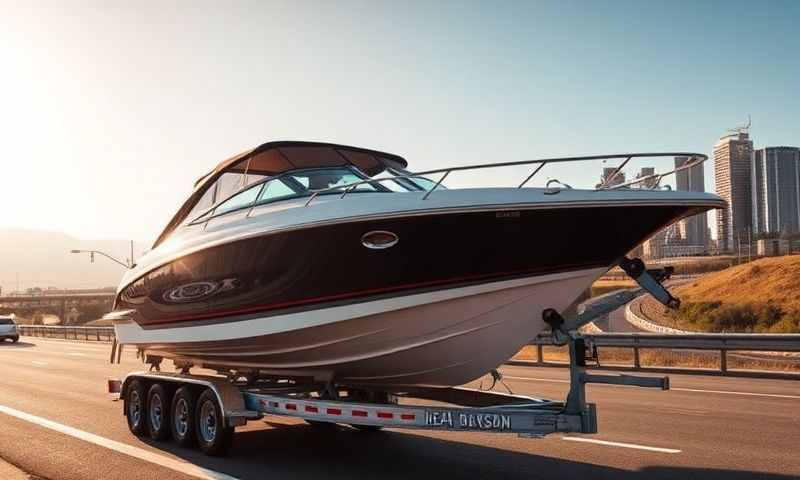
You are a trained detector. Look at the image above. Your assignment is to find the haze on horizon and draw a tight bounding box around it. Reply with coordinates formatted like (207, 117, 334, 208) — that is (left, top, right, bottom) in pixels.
(1, 0, 798, 243)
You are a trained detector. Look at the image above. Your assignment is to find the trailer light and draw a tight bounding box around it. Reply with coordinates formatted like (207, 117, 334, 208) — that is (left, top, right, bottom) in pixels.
(108, 378, 121, 394)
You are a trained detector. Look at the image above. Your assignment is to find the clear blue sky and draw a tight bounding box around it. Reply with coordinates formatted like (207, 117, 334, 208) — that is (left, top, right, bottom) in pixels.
(1, 0, 798, 242)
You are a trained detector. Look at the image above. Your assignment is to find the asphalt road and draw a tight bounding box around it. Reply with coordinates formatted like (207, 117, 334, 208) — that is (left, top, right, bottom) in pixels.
(594, 304, 641, 332)
(0, 337, 798, 480)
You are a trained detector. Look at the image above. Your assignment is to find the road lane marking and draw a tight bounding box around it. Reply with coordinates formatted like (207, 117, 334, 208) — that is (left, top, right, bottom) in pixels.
(502, 375, 800, 400)
(562, 437, 681, 453)
(66, 352, 87, 356)
(0, 404, 240, 480)
(670, 387, 800, 400)
(31, 361, 47, 367)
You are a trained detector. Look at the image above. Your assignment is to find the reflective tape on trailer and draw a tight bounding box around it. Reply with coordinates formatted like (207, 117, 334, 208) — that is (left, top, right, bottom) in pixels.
(257, 397, 419, 425)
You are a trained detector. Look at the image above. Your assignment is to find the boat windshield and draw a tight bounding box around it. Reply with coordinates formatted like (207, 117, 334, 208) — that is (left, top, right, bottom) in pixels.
(187, 167, 399, 224)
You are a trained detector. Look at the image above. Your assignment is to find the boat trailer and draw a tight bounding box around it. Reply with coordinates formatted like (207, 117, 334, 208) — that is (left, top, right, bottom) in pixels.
(109, 257, 677, 456)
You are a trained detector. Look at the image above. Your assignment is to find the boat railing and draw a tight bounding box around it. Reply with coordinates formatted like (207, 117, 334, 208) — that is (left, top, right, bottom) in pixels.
(302, 152, 708, 207)
(189, 152, 708, 225)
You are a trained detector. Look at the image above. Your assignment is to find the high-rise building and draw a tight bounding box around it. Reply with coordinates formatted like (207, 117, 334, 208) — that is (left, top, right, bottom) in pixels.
(751, 146, 800, 236)
(635, 167, 659, 189)
(675, 156, 708, 248)
(600, 167, 625, 187)
(714, 129, 753, 252)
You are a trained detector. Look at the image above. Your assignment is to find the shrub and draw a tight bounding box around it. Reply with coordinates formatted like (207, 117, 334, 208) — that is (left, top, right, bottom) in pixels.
(669, 302, 798, 333)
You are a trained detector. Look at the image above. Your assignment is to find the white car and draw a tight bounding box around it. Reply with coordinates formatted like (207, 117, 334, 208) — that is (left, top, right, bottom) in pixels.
(0, 315, 19, 343)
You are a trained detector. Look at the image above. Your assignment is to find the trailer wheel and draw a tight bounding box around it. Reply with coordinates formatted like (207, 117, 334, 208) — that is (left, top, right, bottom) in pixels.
(195, 389, 233, 456)
(170, 386, 197, 448)
(125, 379, 147, 436)
(147, 383, 172, 441)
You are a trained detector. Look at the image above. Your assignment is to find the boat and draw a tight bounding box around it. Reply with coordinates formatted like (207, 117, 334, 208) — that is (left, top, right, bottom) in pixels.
(109, 141, 724, 389)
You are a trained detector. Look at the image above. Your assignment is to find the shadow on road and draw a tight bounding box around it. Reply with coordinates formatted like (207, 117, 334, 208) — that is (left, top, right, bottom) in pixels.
(134, 422, 796, 480)
(0, 341, 35, 349)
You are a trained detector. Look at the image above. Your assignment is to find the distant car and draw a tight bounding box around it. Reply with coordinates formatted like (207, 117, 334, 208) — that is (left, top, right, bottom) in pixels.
(0, 315, 19, 343)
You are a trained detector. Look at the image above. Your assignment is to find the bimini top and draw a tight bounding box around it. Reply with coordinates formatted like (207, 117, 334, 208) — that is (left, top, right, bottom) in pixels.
(154, 141, 408, 247)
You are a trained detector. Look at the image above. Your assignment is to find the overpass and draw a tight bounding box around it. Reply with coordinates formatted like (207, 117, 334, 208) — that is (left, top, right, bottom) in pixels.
(0, 292, 115, 324)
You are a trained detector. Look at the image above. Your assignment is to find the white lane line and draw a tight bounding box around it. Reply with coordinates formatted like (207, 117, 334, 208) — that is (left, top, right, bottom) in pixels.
(0, 404, 239, 480)
(31, 361, 48, 367)
(671, 387, 800, 400)
(502, 375, 800, 400)
(562, 436, 681, 453)
(66, 352, 86, 356)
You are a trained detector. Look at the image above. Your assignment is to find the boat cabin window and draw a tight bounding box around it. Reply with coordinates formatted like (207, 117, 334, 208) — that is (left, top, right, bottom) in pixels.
(186, 167, 391, 224)
(283, 168, 379, 192)
(185, 172, 268, 220)
(213, 182, 262, 216)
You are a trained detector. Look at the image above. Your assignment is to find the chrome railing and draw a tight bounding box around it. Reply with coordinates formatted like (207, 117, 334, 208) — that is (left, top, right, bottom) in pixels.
(303, 152, 708, 207)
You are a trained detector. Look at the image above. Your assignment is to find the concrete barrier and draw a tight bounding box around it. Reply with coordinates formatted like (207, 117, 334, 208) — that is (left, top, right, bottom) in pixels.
(624, 300, 690, 334)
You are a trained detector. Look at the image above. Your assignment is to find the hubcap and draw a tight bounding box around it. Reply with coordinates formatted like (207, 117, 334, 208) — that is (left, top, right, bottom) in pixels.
(149, 393, 162, 431)
(129, 390, 141, 427)
(199, 400, 217, 443)
(174, 398, 189, 437)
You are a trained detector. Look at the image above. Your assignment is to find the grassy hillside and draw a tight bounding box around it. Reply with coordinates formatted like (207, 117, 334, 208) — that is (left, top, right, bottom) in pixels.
(668, 255, 800, 333)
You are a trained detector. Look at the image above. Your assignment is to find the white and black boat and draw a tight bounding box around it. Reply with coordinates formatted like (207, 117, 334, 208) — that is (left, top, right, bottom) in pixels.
(109, 141, 724, 388)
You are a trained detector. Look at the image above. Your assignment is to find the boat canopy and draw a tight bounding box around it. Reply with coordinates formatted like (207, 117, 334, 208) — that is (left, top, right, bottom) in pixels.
(153, 141, 408, 247)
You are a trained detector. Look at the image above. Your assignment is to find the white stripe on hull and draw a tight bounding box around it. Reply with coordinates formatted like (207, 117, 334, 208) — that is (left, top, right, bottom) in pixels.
(118, 267, 606, 387)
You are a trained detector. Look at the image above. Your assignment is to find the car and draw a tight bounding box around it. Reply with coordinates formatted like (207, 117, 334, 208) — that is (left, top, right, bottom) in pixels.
(0, 315, 19, 343)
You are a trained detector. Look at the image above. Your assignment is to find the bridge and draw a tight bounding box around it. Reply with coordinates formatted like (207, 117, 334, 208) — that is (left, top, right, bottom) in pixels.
(0, 292, 115, 324)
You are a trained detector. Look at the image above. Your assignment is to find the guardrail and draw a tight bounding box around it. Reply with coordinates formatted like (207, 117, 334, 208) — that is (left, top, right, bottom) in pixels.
(18, 325, 115, 342)
(512, 332, 800, 380)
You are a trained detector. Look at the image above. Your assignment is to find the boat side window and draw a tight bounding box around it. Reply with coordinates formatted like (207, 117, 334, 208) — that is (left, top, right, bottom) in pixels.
(371, 170, 414, 192)
(213, 183, 263, 216)
(286, 168, 380, 193)
(257, 178, 297, 202)
(388, 168, 446, 191)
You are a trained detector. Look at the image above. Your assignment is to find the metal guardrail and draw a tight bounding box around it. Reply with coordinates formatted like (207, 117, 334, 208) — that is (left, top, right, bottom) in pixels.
(512, 332, 800, 379)
(18, 325, 115, 342)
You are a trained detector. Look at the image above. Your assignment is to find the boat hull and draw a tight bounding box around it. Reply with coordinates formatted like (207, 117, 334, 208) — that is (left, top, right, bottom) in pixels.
(115, 267, 605, 387)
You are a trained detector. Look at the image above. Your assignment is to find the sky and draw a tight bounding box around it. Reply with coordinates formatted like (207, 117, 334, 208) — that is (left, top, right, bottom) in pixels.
(1, 0, 798, 244)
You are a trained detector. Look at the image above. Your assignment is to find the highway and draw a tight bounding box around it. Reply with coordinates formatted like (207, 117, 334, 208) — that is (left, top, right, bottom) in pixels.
(0, 337, 798, 480)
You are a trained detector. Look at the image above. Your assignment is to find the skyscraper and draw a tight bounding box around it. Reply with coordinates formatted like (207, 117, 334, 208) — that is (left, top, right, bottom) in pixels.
(751, 146, 800, 236)
(714, 129, 753, 252)
(600, 167, 625, 187)
(635, 167, 659, 189)
(675, 156, 708, 247)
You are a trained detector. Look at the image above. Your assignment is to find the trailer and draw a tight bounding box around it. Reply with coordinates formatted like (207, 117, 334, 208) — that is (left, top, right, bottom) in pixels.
(108, 260, 675, 456)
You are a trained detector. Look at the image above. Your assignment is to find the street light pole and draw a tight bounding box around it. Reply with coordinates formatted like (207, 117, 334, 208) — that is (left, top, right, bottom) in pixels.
(70, 249, 131, 269)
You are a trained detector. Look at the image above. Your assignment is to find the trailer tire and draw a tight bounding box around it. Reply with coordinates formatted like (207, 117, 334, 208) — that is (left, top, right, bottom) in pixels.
(125, 379, 147, 436)
(147, 383, 172, 441)
(195, 389, 233, 456)
(170, 386, 197, 448)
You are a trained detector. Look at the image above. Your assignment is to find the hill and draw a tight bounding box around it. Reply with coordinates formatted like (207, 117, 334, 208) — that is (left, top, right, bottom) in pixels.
(0, 228, 148, 293)
(665, 255, 800, 333)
